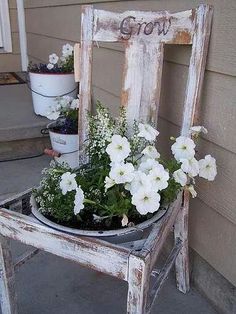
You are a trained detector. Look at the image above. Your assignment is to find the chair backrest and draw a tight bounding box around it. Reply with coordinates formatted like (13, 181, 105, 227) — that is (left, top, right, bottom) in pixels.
(78, 4, 213, 154)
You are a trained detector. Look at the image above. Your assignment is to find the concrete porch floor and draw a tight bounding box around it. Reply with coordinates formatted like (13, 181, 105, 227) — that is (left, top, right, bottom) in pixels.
(0, 156, 217, 314)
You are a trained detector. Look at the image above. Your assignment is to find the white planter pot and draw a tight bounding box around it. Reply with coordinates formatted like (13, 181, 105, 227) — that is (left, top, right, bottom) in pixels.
(48, 121, 79, 169)
(29, 72, 77, 117)
(31, 195, 167, 244)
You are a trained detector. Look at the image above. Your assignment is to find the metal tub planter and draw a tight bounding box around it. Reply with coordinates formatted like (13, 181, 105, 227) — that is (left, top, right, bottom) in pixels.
(30, 195, 167, 245)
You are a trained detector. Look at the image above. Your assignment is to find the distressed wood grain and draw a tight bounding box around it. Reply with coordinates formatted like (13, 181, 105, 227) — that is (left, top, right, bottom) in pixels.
(0, 208, 130, 281)
(78, 5, 93, 164)
(127, 255, 150, 314)
(74, 43, 81, 82)
(0, 236, 17, 314)
(93, 8, 194, 44)
(175, 4, 213, 294)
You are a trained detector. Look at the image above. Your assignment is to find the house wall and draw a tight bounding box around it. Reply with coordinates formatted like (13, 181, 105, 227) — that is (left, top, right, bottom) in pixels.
(24, 0, 236, 290)
(0, 0, 21, 72)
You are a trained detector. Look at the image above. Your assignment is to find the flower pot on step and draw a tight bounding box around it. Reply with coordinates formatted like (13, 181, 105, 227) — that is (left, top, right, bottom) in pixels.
(29, 72, 77, 117)
(47, 121, 79, 169)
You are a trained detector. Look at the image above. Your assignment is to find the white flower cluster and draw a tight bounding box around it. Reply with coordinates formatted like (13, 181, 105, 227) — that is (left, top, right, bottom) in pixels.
(171, 126, 217, 197)
(59, 172, 84, 215)
(47, 43, 73, 70)
(88, 105, 115, 158)
(46, 95, 79, 120)
(105, 123, 166, 215)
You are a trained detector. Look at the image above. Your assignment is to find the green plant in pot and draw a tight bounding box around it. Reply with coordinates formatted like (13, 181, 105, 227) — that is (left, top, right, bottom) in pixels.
(32, 103, 217, 236)
(45, 96, 79, 169)
(28, 43, 77, 117)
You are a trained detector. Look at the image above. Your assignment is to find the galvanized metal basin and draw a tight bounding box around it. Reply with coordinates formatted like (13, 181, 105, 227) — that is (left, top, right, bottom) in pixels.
(31, 196, 167, 244)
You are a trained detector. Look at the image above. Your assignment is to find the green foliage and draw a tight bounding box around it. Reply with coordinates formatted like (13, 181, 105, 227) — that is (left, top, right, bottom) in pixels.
(34, 163, 76, 222)
(34, 102, 182, 228)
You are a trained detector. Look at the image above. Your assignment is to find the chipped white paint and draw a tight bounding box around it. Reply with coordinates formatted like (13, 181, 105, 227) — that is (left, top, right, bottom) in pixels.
(0, 208, 129, 281)
(127, 255, 150, 314)
(73, 43, 81, 83)
(121, 40, 144, 127)
(175, 4, 213, 294)
(79, 5, 93, 164)
(93, 8, 194, 44)
(0, 4, 213, 313)
(0, 237, 17, 314)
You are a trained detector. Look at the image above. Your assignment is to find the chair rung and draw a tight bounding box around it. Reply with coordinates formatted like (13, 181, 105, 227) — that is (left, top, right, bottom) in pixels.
(147, 238, 183, 313)
(14, 249, 40, 271)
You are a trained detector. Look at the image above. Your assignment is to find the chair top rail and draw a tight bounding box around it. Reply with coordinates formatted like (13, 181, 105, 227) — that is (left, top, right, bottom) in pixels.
(93, 7, 195, 44)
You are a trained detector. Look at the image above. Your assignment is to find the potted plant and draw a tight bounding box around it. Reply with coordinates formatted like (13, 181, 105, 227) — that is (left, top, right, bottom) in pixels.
(31, 103, 217, 243)
(43, 95, 80, 169)
(28, 43, 77, 117)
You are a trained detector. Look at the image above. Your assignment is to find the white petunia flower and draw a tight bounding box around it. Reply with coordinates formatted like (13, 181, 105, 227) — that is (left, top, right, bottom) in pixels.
(73, 186, 84, 215)
(59, 172, 77, 195)
(148, 165, 169, 191)
(106, 135, 131, 162)
(62, 43, 74, 57)
(171, 136, 196, 161)
(187, 185, 197, 198)
(129, 171, 149, 195)
(180, 157, 199, 177)
(199, 155, 217, 181)
(137, 123, 159, 142)
(47, 63, 54, 70)
(141, 146, 160, 159)
(173, 169, 188, 186)
(190, 126, 208, 136)
(121, 214, 129, 227)
(104, 176, 115, 192)
(109, 162, 134, 184)
(131, 188, 160, 215)
(49, 53, 59, 64)
(139, 158, 160, 174)
(46, 105, 60, 120)
(71, 98, 79, 109)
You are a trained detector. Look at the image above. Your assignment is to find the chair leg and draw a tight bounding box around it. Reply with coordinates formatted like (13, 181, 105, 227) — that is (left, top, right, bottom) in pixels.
(174, 190, 190, 293)
(127, 255, 150, 314)
(0, 236, 18, 314)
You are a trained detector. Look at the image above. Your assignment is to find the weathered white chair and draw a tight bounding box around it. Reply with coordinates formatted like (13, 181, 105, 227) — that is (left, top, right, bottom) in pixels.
(0, 4, 212, 314)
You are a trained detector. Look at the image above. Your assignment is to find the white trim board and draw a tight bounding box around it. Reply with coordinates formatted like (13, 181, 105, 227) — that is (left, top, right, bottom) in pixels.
(16, 0, 28, 70)
(0, 0, 12, 53)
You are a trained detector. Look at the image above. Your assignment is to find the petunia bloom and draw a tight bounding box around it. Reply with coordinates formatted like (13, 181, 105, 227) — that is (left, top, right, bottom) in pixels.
(171, 136, 196, 161)
(173, 169, 188, 186)
(131, 187, 160, 215)
(180, 157, 199, 178)
(73, 186, 84, 215)
(109, 162, 134, 184)
(62, 43, 74, 57)
(141, 146, 160, 159)
(137, 123, 159, 142)
(49, 53, 59, 64)
(106, 135, 131, 163)
(148, 165, 169, 191)
(47, 63, 54, 70)
(199, 155, 217, 181)
(59, 172, 77, 195)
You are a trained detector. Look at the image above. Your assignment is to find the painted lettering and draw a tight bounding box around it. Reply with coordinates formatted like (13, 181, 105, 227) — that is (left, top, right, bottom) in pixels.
(120, 16, 172, 39)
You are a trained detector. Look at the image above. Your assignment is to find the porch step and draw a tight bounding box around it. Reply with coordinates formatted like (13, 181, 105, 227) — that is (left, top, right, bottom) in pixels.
(0, 81, 51, 160)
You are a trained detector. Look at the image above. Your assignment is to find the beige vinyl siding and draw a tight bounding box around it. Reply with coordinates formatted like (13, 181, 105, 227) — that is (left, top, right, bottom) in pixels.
(24, 0, 236, 286)
(0, 0, 21, 72)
